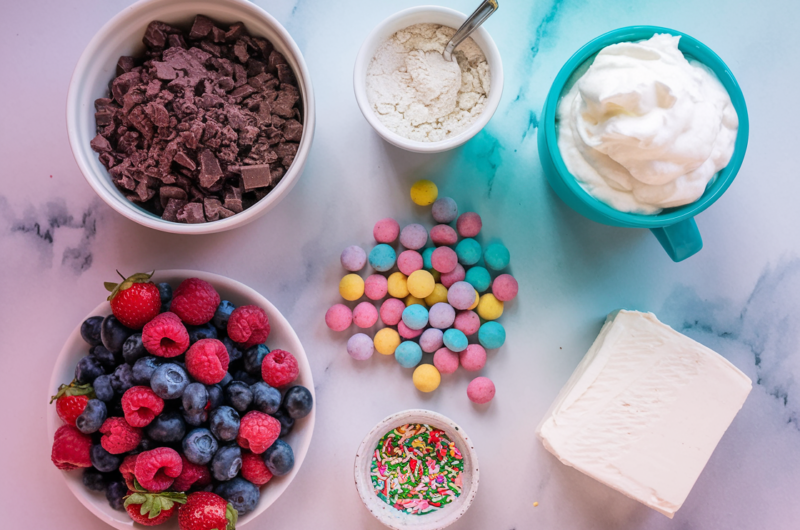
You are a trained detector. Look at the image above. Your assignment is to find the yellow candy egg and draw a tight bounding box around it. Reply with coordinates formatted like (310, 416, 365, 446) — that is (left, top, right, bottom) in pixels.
(339, 274, 364, 301)
(374, 328, 401, 355)
(407, 270, 435, 298)
(410, 179, 438, 206)
(404, 295, 427, 307)
(387, 272, 409, 298)
(468, 290, 480, 310)
(477, 293, 504, 320)
(425, 283, 449, 306)
(413, 364, 441, 392)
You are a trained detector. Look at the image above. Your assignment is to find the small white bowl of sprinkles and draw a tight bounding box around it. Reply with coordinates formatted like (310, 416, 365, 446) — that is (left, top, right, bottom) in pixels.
(354, 409, 479, 529)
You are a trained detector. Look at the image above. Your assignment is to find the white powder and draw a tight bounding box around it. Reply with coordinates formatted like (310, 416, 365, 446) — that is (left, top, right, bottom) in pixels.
(366, 23, 491, 142)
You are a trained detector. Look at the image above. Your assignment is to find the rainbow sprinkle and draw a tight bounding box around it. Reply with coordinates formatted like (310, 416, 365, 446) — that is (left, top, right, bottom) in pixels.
(370, 423, 463, 515)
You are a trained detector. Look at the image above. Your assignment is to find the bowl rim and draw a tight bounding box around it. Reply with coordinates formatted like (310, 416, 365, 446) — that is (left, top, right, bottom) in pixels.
(65, 0, 316, 234)
(353, 5, 504, 154)
(541, 25, 750, 227)
(353, 408, 479, 530)
(47, 269, 316, 529)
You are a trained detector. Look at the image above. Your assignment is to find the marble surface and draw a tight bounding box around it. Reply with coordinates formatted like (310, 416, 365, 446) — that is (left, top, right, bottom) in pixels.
(1, 0, 798, 528)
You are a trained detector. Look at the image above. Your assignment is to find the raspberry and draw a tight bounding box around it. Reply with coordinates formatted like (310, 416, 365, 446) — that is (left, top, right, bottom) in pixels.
(185, 339, 230, 385)
(119, 454, 138, 490)
(261, 349, 299, 388)
(172, 454, 212, 492)
(237, 411, 280, 454)
(99, 417, 143, 454)
(227, 305, 270, 348)
(51, 425, 92, 470)
(241, 450, 273, 485)
(135, 447, 183, 492)
(170, 278, 220, 326)
(122, 386, 165, 427)
(142, 312, 190, 358)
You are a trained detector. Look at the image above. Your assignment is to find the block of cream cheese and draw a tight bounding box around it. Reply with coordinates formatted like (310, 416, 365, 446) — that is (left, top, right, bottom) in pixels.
(537, 310, 751, 518)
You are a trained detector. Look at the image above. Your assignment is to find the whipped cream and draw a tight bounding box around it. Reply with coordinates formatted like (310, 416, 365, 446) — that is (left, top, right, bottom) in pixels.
(557, 34, 739, 214)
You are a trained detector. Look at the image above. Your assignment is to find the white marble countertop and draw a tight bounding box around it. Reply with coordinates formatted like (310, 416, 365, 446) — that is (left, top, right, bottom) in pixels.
(2, 0, 799, 528)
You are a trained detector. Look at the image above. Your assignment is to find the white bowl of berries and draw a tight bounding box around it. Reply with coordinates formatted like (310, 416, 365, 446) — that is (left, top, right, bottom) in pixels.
(47, 270, 315, 529)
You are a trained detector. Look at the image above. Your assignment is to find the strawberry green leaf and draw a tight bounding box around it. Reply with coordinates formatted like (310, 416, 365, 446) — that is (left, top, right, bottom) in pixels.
(149, 497, 162, 519)
(123, 493, 147, 508)
(226, 503, 238, 530)
(104, 282, 118, 292)
(141, 496, 154, 515)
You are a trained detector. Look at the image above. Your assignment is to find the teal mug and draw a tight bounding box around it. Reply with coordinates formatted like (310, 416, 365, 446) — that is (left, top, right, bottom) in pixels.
(538, 26, 749, 262)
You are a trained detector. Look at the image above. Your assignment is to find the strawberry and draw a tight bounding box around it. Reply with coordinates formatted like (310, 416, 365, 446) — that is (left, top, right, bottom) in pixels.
(50, 381, 95, 426)
(124, 478, 187, 526)
(106, 271, 162, 330)
(178, 492, 237, 530)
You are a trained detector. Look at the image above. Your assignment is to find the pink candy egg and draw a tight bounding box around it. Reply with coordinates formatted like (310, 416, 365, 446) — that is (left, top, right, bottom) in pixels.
(419, 328, 444, 353)
(398, 320, 423, 339)
(364, 274, 388, 300)
(492, 274, 518, 302)
(459, 344, 486, 372)
(399, 224, 428, 250)
(448, 281, 476, 310)
(428, 302, 456, 329)
(431, 247, 458, 274)
(374, 218, 400, 244)
(454, 310, 481, 335)
(433, 348, 460, 374)
(440, 263, 466, 288)
(430, 225, 458, 246)
(380, 298, 406, 326)
(325, 304, 352, 332)
(347, 333, 374, 361)
(397, 250, 424, 276)
(467, 376, 495, 404)
(456, 212, 482, 238)
(353, 302, 379, 328)
(340, 245, 367, 272)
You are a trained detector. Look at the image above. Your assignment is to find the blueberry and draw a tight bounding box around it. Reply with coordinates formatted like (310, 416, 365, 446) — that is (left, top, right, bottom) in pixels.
(151, 363, 190, 400)
(207, 384, 224, 410)
(187, 323, 218, 344)
(122, 333, 147, 364)
(110, 363, 135, 395)
(146, 411, 186, 443)
(90, 444, 121, 472)
(90, 345, 120, 372)
(232, 370, 259, 386)
(106, 480, 127, 511)
(82, 468, 108, 491)
(157, 282, 173, 305)
(76, 399, 107, 434)
(282, 386, 313, 419)
(183, 428, 219, 465)
(243, 344, 269, 376)
(220, 372, 233, 388)
(75, 355, 105, 384)
(132, 435, 158, 454)
(213, 301, 236, 331)
(209, 406, 240, 442)
(132, 356, 162, 385)
(252, 382, 281, 414)
(264, 439, 294, 476)
(214, 476, 259, 515)
(183, 408, 208, 426)
(221, 337, 243, 365)
(272, 409, 295, 438)
(183, 383, 208, 414)
(81, 316, 104, 347)
(224, 381, 253, 412)
(211, 445, 242, 481)
(101, 315, 134, 353)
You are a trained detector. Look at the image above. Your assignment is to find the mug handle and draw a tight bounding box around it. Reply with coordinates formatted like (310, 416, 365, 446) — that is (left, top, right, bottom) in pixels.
(650, 218, 703, 262)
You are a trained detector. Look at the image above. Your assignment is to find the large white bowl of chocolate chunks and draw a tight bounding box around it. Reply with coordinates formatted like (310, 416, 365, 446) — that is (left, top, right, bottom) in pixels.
(67, 0, 315, 233)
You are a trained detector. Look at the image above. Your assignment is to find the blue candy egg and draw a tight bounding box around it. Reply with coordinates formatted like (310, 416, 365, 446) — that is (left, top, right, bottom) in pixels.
(465, 266, 492, 292)
(395, 341, 423, 368)
(484, 243, 510, 271)
(479, 321, 506, 349)
(369, 244, 397, 272)
(443, 328, 468, 352)
(455, 238, 482, 266)
(402, 304, 429, 330)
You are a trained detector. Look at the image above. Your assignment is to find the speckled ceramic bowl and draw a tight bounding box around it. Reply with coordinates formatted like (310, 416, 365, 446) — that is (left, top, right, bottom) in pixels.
(354, 409, 479, 530)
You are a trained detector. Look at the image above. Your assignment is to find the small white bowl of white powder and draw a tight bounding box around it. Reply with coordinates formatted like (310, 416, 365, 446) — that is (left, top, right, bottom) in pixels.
(354, 6, 503, 153)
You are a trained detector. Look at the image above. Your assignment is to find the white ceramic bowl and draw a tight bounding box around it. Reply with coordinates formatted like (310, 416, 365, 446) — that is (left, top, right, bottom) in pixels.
(353, 6, 503, 154)
(354, 409, 479, 530)
(47, 270, 316, 529)
(66, 0, 315, 234)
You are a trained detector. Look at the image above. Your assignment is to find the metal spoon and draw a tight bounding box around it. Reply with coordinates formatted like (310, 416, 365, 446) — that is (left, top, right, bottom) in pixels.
(442, 0, 499, 62)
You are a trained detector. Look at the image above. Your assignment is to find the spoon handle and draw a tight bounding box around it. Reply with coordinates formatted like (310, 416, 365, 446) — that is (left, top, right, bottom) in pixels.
(443, 0, 499, 61)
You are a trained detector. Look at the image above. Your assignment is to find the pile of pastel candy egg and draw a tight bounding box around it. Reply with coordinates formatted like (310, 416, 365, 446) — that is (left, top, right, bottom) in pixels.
(324, 180, 518, 404)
